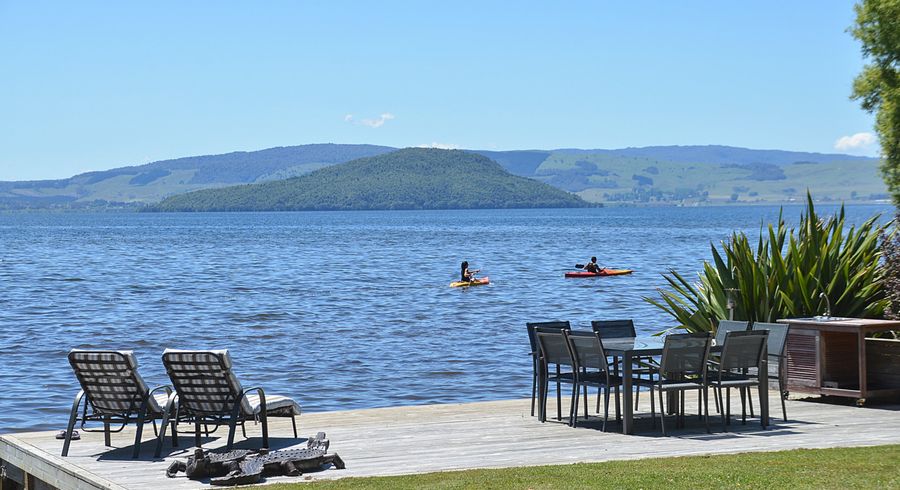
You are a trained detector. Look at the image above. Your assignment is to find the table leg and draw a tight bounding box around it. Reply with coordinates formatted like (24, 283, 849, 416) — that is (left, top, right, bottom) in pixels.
(759, 347, 769, 428)
(622, 352, 634, 434)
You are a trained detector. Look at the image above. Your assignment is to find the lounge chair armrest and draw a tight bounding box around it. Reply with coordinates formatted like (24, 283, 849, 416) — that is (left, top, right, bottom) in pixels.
(233, 386, 267, 416)
(149, 384, 174, 397)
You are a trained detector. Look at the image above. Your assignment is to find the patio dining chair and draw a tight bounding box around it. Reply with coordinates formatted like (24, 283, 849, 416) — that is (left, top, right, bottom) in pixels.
(638, 332, 712, 436)
(527, 321, 570, 417)
(714, 320, 750, 346)
(751, 322, 790, 421)
(710, 319, 750, 413)
(63, 350, 176, 458)
(154, 349, 301, 457)
(592, 319, 654, 414)
(563, 330, 622, 430)
(534, 327, 575, 423)
(707, 330, 768, 431)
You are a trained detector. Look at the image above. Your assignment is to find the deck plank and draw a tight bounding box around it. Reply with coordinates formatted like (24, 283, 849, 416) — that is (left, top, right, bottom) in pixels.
(2, 395, 900, 489)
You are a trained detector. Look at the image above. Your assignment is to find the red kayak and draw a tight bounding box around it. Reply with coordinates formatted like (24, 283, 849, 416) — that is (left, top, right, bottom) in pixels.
(565, 269, 634, 278)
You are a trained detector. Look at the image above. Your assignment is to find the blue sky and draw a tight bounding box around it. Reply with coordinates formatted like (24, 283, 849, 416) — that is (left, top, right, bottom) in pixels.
(0, 1, 878, 181)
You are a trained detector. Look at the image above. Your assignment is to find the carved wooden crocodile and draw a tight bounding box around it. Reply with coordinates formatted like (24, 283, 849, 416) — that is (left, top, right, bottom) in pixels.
(165, 432, 344, 486)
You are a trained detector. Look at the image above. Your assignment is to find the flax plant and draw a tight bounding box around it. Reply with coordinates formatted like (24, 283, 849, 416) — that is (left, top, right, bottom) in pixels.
(647, 194, 888, 333)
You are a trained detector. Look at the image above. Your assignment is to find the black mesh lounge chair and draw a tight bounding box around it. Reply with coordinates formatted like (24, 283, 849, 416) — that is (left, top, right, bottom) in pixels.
(707, 330, 768, 431)
(527, 321, 570, 417)
(639, 332, 712, 436)
(534, 327, 575, 423)
(154, 349, 301, 457)
(563, 330, 622, 430)
(63, 350, 175, 458)
(751, 322, 789, 421)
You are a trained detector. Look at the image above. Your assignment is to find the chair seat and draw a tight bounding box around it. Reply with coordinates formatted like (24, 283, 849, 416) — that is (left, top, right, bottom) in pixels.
(244, 394, 302, 417)
(655, 379, 705, 391)
(149, 392, 171, 414)
(708, 373, 760, 388)
(573, 372, 623, 387)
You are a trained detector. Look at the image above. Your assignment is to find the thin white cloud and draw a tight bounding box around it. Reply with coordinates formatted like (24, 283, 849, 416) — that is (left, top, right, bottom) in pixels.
(417, 142, 460, 150)
(834, 132, 877, 152)
(361, 113, 395, 128)
(344, 112, 395, 128)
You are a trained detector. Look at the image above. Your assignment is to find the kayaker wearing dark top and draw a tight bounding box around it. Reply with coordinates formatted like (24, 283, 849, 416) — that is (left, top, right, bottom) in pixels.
(461, 261, 480, 282)
(585, 257, 601, 273)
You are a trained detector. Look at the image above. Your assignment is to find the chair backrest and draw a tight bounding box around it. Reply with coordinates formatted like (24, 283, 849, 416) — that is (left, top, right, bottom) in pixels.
(564, 330, 608, 371)
(68, 350, 150, 415)
(591, 319, 636, 339)
(161, 349, 249, 416)
(714, 320, 750, 346)
(534, 327, 572, 367)
(751, 322, 789, 357)
(659, 332, 711, 378)
(718, 330, 768, 373)
(526, 321, 570, 355)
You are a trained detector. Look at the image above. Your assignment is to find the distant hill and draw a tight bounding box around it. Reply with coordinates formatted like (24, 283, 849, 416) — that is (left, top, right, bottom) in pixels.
(149, 148, 591, 211)
(0, 144, 394, 209)
(0, 143, 887, 209)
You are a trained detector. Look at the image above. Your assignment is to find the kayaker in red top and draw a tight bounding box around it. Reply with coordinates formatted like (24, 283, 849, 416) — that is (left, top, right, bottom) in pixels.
(461, 261, 480, 282)
(584, 257, 601, 273)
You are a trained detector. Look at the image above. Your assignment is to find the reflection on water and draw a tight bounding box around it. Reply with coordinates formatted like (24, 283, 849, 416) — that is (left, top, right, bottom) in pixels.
(0, 205, 889, 431)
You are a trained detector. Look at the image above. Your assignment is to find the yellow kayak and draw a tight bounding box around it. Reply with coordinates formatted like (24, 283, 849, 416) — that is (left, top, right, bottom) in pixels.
(450, 277, 490, 288)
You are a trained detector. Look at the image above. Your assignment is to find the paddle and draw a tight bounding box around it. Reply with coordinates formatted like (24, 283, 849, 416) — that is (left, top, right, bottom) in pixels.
(575, 263, 585, 269)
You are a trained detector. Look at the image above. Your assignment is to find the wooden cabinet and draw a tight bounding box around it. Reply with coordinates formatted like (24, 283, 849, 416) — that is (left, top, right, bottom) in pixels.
(778, 318, 900, 404)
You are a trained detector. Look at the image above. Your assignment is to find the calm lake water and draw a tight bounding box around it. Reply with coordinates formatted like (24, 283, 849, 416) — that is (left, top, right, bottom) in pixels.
(0, 205, 891, 432)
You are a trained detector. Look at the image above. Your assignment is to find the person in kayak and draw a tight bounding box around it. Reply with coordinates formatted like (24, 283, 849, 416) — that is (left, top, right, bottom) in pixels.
(460, 261, 480, 282)
(585, 257, 602, 273)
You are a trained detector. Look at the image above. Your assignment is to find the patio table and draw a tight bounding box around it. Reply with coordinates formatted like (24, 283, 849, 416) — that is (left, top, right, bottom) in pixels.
(604, 337, 769, 434)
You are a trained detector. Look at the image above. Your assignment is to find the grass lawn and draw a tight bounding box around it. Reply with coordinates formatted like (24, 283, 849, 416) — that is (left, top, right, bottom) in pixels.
(259, 444, 900, 489)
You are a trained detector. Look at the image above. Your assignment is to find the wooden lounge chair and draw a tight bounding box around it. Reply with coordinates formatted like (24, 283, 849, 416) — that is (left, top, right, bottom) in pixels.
(154, 349, 301, 457)
(63, 350, 175, 458)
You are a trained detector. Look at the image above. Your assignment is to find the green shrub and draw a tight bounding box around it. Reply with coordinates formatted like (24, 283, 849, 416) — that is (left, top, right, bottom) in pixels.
(646, 194, 888, 333)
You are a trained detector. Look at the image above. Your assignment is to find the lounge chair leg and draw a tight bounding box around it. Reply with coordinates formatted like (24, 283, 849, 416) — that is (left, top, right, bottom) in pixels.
(241, 422, 247, 439)
(61, 390, 85, 457)
(291, 415, 298, 438)
(650, 384, 656, 430)
(226, 418, 238, 450)
(698, 390, 702, 420)
(103, 416, 111, 447)
(261, 412, 269, 449)
(132, 406, 148, 459)
(195, 421, 202, 448)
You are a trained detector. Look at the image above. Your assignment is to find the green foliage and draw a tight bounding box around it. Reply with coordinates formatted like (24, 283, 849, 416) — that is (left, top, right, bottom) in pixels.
(646, 194, 888, 333)
(851, 0, 900, 204)
(149, 148, 592, 212)
(882, 212, 900, 319)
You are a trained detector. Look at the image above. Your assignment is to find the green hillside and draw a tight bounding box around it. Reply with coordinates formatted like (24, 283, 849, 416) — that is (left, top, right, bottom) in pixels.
(149, 148, 591, 211)
(0, 144, 887, 209)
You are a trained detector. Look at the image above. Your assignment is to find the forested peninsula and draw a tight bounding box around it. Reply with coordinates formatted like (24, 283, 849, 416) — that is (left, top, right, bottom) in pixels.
(148, 148, 592, 211)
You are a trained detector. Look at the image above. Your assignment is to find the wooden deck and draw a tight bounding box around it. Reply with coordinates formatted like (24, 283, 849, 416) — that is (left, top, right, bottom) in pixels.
(2, 394, 899, 489)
